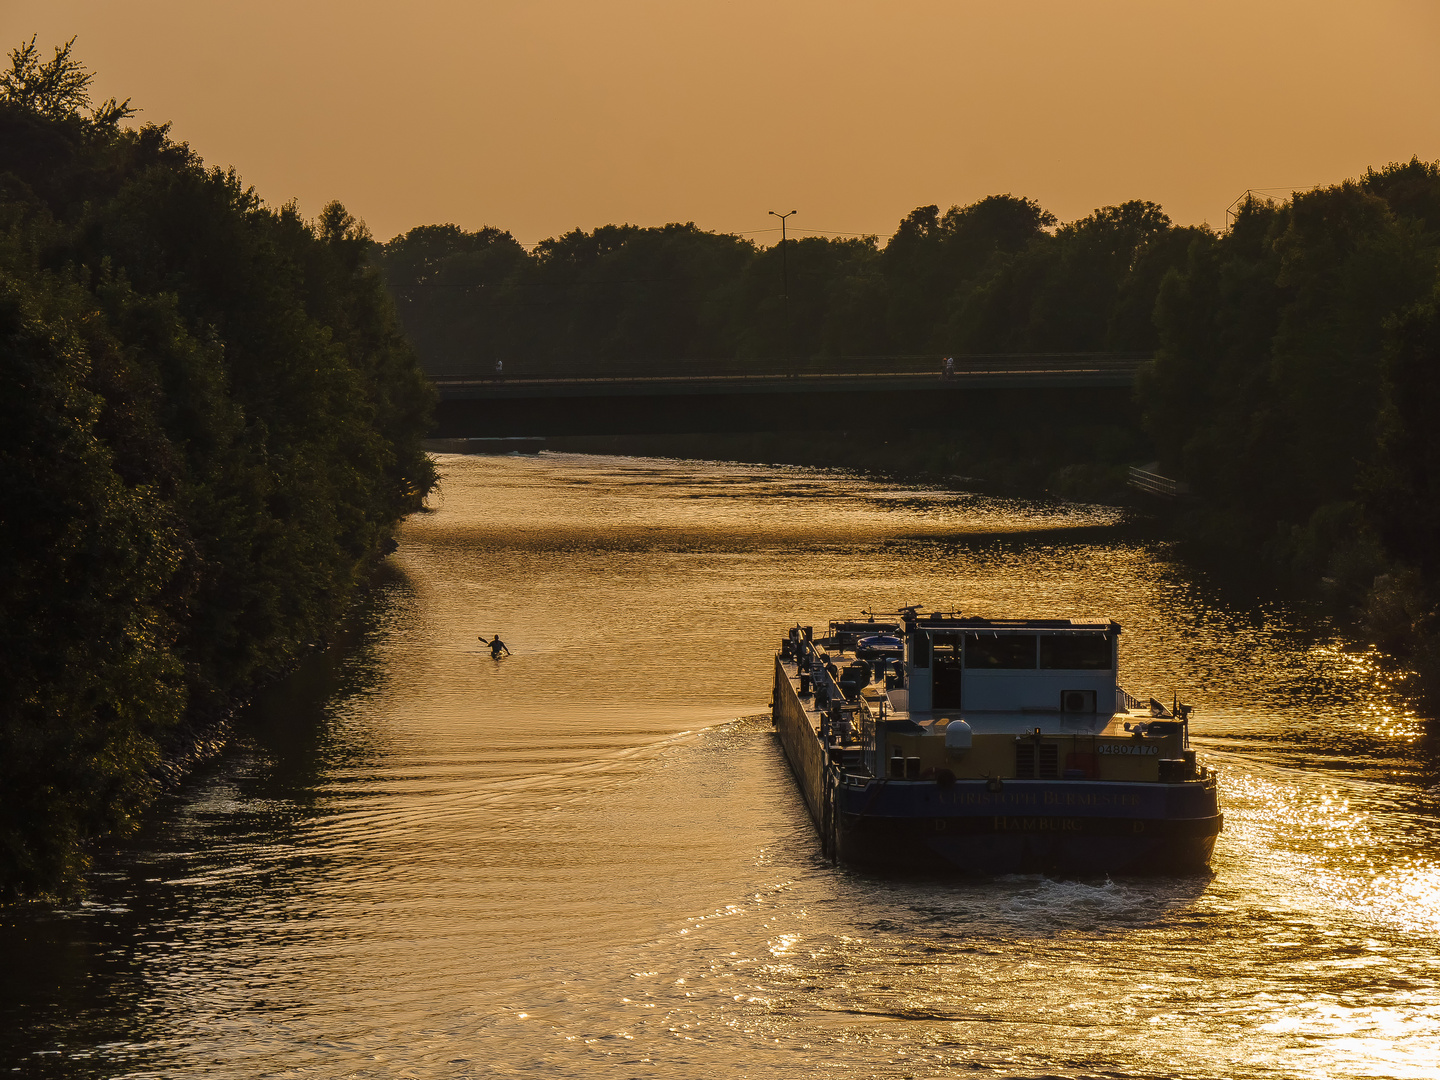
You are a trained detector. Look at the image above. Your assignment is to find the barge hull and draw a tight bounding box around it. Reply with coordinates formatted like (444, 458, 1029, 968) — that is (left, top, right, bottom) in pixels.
(772, 654, 826, 825)
(774, 655, 1221, 874)
(839, 808, 1221, 874)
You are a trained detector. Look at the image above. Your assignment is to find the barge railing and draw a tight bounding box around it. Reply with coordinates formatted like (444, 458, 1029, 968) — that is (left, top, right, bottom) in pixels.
(787, 627, 882, 776)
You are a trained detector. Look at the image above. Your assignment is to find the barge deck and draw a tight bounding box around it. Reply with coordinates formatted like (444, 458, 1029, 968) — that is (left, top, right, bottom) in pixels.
(771, 611, 1222, 874)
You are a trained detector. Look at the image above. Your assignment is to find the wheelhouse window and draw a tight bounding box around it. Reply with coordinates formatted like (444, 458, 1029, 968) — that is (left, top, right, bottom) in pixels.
(932, 632, 961, 660)
(911, 631, 930, 668)
(963, 633, 1038, 669)
(1039, 633, 1112, 670)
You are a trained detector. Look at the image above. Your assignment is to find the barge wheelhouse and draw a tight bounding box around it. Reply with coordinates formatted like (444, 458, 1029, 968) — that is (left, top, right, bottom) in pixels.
(772, 610, 1222, 874)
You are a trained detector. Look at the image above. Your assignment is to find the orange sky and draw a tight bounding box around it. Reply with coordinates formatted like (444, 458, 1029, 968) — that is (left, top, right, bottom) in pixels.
(7, 1, 1440, 247)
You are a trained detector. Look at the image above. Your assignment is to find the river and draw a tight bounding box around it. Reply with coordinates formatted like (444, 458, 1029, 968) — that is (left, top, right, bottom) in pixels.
(3, 451, 1438, 1079)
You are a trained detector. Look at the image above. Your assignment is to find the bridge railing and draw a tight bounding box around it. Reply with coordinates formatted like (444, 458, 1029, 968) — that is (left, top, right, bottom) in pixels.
(428, 353, 1152, 385)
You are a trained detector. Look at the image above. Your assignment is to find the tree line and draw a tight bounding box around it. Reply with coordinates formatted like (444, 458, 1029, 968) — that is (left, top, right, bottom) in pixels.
(384, 163, 1440, 696)
(381, 196, 1190, 374)
(0, 39, 436, 899)
(1140, 165, 1440, 688)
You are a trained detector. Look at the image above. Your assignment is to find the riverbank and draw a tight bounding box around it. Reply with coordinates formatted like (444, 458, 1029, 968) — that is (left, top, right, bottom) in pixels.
(35, 536, 412, 909)
(544, 425, 1148, 506)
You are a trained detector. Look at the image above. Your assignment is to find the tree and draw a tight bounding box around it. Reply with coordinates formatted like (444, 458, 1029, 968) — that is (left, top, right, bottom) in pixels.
(0, 35, 132, 126)
(0, 255, 186, 895)
(951, 200, 1185, 353)
(1367, 295, 1440, 578)
(884, 196, 1056, 353)
(0, 39, 435, 897)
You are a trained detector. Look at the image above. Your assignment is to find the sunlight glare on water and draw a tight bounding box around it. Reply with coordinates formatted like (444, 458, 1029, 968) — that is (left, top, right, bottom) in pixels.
(2, 451, 1438, 1079)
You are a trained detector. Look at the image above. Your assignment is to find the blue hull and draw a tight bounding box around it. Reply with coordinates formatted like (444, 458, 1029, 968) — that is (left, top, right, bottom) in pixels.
(834, 778, 1221, 874)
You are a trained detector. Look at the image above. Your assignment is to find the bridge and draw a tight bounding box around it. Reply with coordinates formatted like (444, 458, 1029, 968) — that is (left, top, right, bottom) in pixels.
(428, 354, 1148, 438)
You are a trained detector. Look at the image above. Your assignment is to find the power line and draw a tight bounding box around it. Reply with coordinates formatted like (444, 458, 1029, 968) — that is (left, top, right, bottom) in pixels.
(793, 227, 880, 237)
(1224, 184, 1318, 225)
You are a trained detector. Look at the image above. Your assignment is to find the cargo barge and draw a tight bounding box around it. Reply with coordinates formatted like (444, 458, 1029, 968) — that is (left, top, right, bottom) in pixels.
(771, 609, 1221, 873)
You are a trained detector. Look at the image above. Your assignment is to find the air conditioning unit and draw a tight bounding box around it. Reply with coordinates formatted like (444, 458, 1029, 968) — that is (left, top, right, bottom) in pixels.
(1062, 689, 1097, 713)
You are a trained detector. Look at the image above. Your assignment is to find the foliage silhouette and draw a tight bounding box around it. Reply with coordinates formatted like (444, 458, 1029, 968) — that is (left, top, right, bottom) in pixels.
(0, 40, 435, 899)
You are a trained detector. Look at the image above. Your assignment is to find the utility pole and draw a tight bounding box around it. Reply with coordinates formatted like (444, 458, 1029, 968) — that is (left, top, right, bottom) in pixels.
(769, 209, 796, 359)
(769, 209, 797, 299)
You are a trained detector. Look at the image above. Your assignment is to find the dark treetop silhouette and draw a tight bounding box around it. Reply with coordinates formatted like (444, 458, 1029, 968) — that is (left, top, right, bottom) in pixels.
(0, 37, 436, 899)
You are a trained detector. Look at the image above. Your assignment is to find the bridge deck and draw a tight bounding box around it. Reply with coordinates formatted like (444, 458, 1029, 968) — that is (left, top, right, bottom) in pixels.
(426, 356, 1149, 437)
(431, 357, 1147, 400)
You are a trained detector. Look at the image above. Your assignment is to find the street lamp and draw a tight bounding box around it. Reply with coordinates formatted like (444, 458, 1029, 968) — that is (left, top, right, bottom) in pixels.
(769, 209, 797, 300)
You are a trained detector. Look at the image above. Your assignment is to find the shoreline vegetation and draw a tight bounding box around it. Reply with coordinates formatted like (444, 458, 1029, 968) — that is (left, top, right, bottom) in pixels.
(385, 170, 1440, 714)
(0, 40, 436, 900)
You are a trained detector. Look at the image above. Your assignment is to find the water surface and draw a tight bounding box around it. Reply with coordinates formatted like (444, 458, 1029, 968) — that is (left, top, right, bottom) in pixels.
(3, 452, 1437, 1078)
